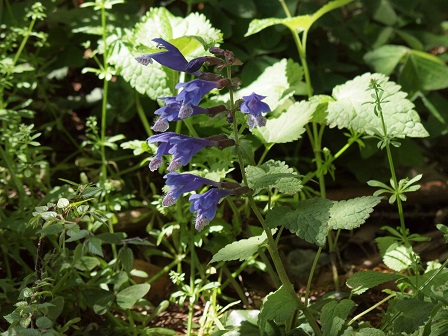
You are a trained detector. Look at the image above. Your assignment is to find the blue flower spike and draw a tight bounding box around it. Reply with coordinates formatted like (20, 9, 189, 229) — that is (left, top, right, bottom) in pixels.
(162, 172, 222, 207)
(240, 93, 270, 130)
(189, 188, 235, 231)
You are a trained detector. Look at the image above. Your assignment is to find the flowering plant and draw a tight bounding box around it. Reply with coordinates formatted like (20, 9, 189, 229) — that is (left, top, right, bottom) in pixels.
(137, 38, 268, 231)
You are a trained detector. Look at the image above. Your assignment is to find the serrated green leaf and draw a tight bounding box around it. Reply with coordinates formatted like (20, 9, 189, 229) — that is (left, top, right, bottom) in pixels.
(390, 298, 435, 333)
(327, 73, 429, 138)
(265, 198, 332, 246)
(108, 7, 222, 100)
(346, 271, 402, 295)
(253, 100, 314, 144)
(321, 299, 356, 336)
(246, 160, 302, 194)
(116, 284, 150, 309)
(212, 59, 303, 112)
(210, 231, 268, 263)
(329, 196, 382, 230)
(258, 286, 299, 332)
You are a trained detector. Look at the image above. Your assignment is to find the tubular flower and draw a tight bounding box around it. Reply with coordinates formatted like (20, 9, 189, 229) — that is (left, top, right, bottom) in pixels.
(162, 172, 221, 207)
(147, 132, 221, 172)
(189, 188, 235, 231)
(135, 38, 201, 76)
(152, 97, 209, 132)
(175, 79, 226, 106)
(240, 93, 270, 130)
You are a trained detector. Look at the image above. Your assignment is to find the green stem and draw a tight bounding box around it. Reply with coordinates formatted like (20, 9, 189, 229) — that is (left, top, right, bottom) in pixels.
(135, 93, 153, 137)
(187, 221, 197, 336)
(347, 294, 395, 326)
(305, 246, 323, 304)
(222, 266, 250, 307)
(258, 143, 273, 165)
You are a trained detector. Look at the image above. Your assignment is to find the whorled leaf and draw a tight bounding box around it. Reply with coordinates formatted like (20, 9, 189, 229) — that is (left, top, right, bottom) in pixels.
(265, 198, 332, 247)
(246, 160, 302, 195)
(253, 100, 315, 144)
(327, 73, 429, 138)
(258, 286, 299, 332)
(328, 196, 382, 230)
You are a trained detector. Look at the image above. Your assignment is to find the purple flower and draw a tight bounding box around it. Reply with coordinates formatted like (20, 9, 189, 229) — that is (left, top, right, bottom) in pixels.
(175, 79, 225, 107)
(152, 97, 209, 132)
(147, 132, 219, 172)
(189, 188, 235, 231)
(162, 172, 221, 206)
(240, 93, 270, 130)
(135, 38, 201, 76)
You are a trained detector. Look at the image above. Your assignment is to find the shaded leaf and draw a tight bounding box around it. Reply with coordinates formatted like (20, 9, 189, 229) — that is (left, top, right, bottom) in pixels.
(258, 286, 299, 331)
(346, 271, 402, 295)
(321, 299, 356, 336)
(116, 284, 150, 309)
(390, 298, 435, 333)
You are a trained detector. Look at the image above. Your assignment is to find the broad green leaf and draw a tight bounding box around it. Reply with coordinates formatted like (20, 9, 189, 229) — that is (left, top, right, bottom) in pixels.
(390, 298, 435, 334)
(364, 45, 408, 75)
(321, 299, 356, 336)
(258, 286, 299, 332)
(116, 284, 150, 309)
(210, 231, 268, 263)
(212, 59, 303, 112)
(327, 73, 429, 138)
(86, 237, 103, 257)
(265, 198, 332, 246)
(82, 288, 114, 315)
(73, 256, 100, 271)
(246, 160, 302, 194)
(342, 327, 386, 336)
(118, 246, 134, 273)
(253, 100, 314, 144)
(346, 271, 402, 295)
(404, 50, 448, 91)
(108, 7, 222, 100)
(328, 196, 382, 230)
(38, 223, 64, 237)
(376, 237, 417, 271)
(245, 0, 353, 35)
